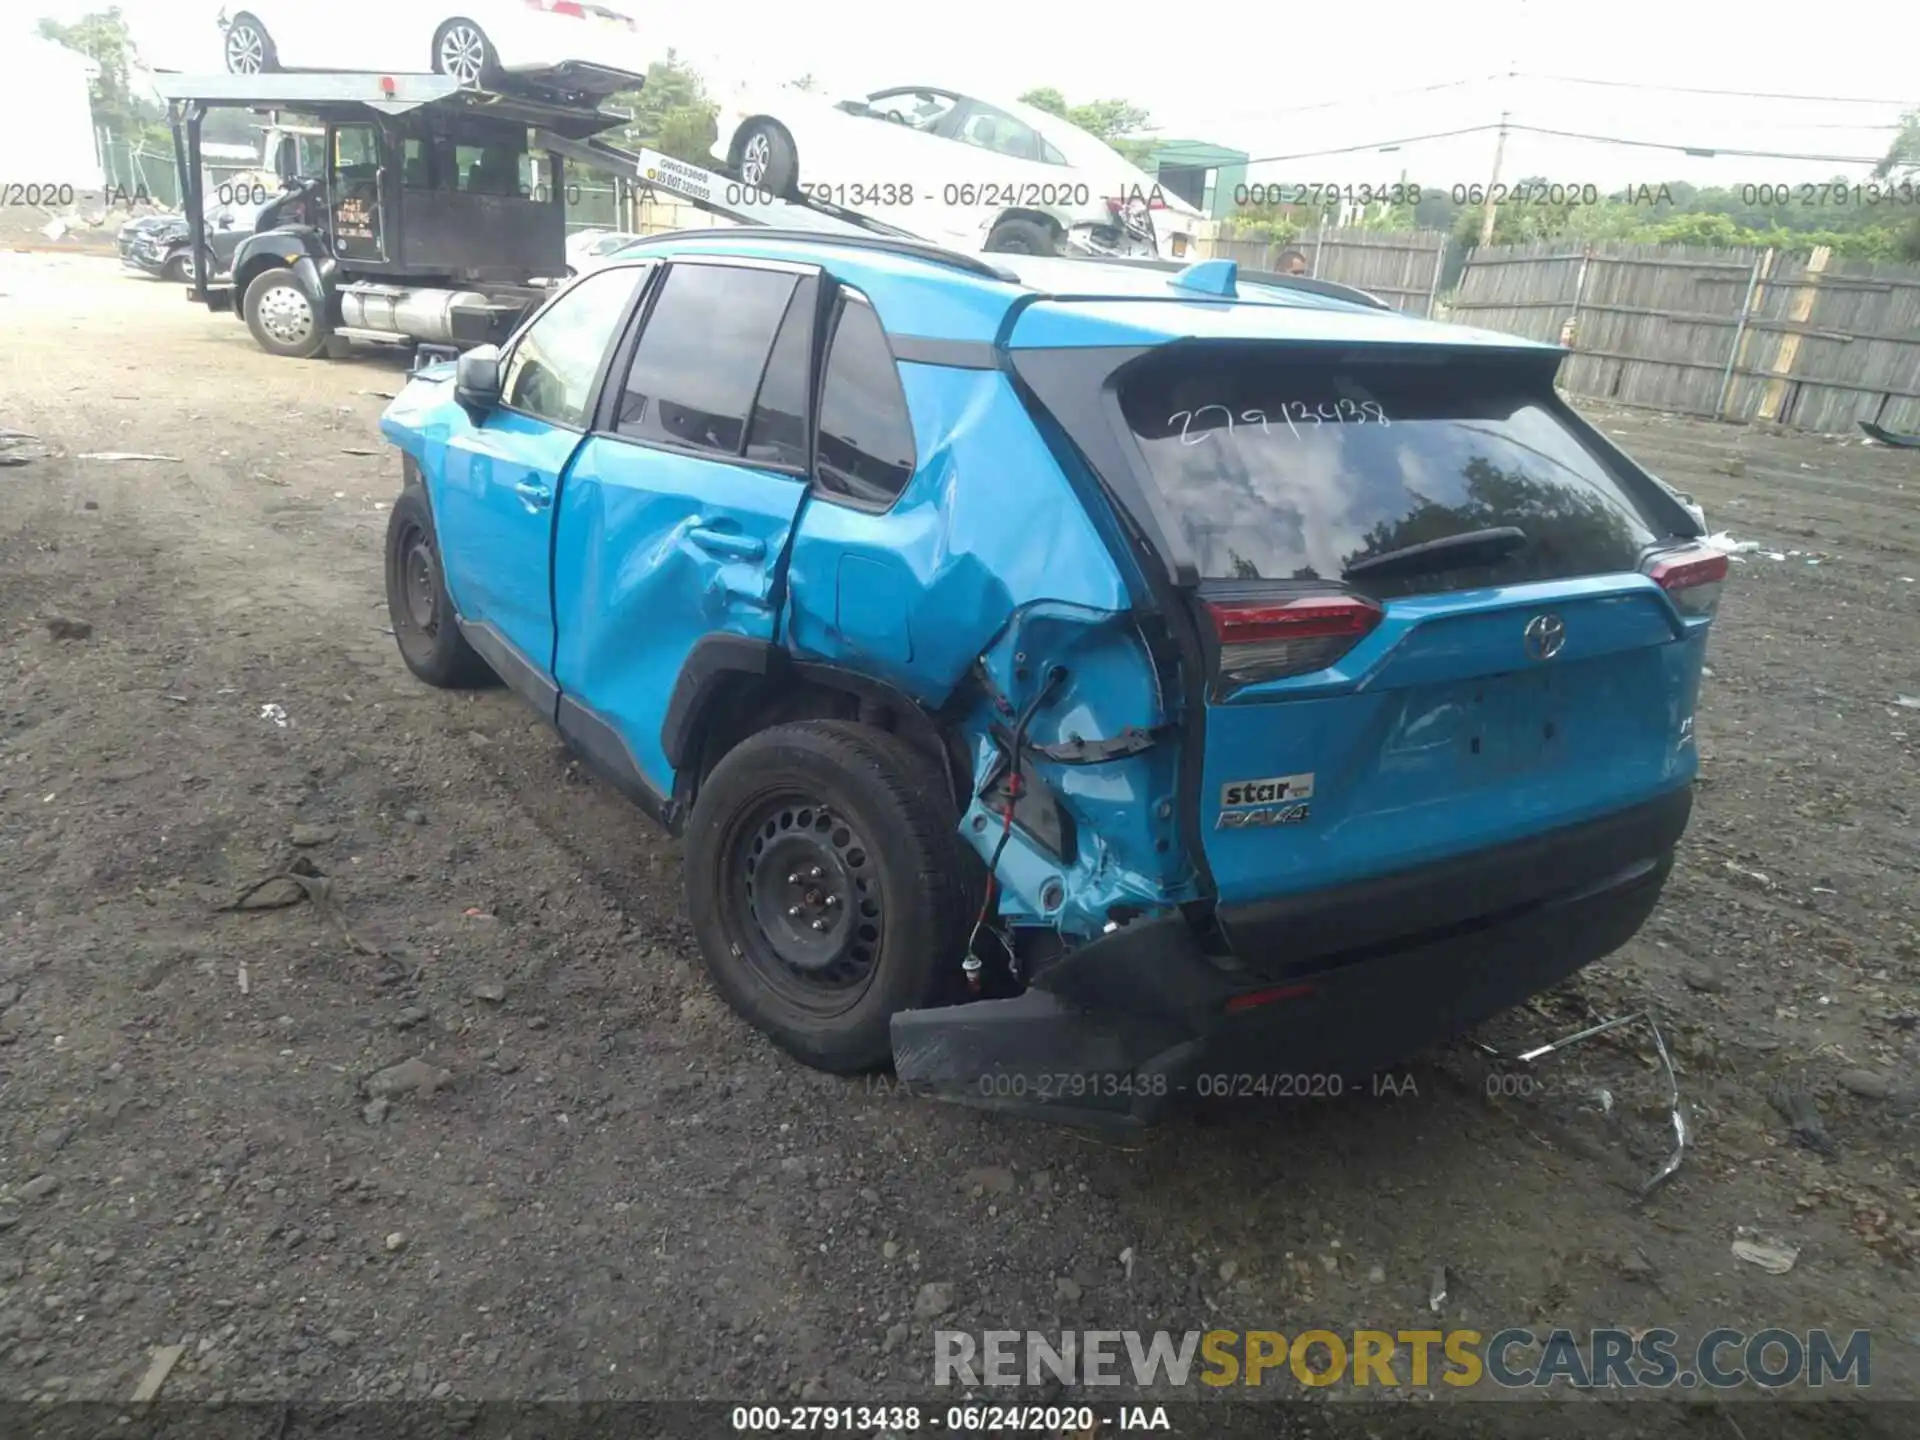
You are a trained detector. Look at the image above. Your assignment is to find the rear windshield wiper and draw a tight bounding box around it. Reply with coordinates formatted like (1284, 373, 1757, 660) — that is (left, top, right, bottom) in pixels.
(1342, 526, 1529, 581)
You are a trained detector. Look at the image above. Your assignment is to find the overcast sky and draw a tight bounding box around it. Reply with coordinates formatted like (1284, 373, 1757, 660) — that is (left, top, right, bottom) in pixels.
(28, 0, 1916, 189)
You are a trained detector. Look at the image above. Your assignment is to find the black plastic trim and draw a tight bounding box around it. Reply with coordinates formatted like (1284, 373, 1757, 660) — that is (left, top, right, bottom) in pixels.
(660, 633, 779, 772)
(615, 227, 1020, 283)
(557, 696, 680, 832)
(889, 336, 1001, 369)
(456, 619, 557, 720)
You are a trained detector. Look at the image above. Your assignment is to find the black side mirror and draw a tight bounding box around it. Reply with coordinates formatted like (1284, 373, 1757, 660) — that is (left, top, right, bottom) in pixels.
(275, 135, 297, 182)
(454, 344, 503, 419)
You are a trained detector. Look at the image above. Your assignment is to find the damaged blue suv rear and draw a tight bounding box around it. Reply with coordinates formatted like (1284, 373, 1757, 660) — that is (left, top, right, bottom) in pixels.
(378, 232, 1724, 1127)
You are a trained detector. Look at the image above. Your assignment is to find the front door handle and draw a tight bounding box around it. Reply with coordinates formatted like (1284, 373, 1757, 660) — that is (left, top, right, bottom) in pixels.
(514, 477, 552, 511)
(688, 525, 765, 561)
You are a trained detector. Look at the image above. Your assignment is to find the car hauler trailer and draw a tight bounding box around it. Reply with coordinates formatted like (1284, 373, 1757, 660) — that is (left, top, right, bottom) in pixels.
(155, 70, 936, 361)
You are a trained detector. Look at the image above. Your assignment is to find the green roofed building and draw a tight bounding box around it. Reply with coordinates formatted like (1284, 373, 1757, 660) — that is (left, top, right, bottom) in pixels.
(1148, 141, 1250, 220)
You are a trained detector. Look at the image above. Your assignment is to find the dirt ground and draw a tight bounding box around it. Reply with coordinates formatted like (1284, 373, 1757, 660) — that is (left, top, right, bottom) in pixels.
(1, 253, 1915, 1434)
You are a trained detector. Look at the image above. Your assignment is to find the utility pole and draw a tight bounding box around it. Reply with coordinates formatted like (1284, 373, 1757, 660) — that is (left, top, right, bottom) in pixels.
(1478, 109, 1510, 247)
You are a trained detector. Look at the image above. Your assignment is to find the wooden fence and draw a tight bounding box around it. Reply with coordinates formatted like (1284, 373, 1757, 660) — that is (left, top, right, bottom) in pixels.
(1451, 240, 1920, 434)
(1199, 226, 1449, 317)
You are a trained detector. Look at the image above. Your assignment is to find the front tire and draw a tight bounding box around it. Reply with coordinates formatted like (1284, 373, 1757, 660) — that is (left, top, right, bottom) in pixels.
(733, 122, 798, 197)
(222, 13, 278, 74)
(384, 487, 492, 689)
(242, 268, 330, 359)
(684, 721, 978, 1073)
(985, 216, 1059, 255)
(433, 19, 500, 89)
(161, 251, 195, 283)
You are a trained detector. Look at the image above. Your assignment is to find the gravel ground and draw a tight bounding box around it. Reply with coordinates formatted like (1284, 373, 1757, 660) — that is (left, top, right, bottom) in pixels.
(1, 254, 1915, 1435)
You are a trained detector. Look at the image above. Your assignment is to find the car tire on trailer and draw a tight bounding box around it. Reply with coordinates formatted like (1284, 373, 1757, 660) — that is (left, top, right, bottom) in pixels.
(222, 12, 278, 74)
(242, 268, 330, 359)
(985, 216, 1059, 255)
(684, 720, 979, 1073)
(161, 251, 195, 284)
(433, 18, 501, 89)
(733, 122, 798, 197)
(384, 486, 493, 689)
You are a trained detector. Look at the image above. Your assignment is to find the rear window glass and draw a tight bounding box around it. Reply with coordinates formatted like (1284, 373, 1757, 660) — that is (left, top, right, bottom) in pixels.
(1119, 349, 1667, 597)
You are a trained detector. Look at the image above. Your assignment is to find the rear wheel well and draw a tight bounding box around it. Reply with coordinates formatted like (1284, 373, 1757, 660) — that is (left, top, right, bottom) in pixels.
(984, 209, 1064, 254)
(678, 667, 966, 818)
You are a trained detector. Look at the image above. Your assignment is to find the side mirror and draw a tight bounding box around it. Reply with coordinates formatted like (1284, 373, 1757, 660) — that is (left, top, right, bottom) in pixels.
(454, 344, 503, 418)
(217, 213, 235, 231)
(274, 135, 297, 182)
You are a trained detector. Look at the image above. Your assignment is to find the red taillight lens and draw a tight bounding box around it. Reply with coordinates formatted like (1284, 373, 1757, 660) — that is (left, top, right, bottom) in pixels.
(1204, 593, 1384, 687)
(527, 0, 589, 16)
(1224, 982, 1316, 1014)
(1644, 546, 1728, 618)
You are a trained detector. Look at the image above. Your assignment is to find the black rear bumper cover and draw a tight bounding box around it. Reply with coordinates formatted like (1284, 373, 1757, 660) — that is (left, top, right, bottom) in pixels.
(890, 786, 1691, 1128)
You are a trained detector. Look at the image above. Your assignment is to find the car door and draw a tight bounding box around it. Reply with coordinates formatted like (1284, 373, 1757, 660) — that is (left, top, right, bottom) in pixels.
(429, 263, 652, 710)
(933, 98, 1055, 241)
(550, 257, 821, 806)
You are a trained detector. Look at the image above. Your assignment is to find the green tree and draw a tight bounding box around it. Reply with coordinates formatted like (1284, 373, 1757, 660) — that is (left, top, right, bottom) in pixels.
(1017, 88, 1158, 166)
(612, 51, 719, 167)
(37, 7, 171, 151)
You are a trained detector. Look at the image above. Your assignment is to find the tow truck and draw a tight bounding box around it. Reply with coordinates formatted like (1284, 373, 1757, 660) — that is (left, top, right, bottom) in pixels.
(156, 69, 935, 362)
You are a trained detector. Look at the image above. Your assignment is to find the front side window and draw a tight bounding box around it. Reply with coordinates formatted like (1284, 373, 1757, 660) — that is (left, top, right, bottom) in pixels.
(814, 294, 916, 506)
(616, 263, 799, 456)
(500, 265, 649, 428)
(868, 88, 957, 134)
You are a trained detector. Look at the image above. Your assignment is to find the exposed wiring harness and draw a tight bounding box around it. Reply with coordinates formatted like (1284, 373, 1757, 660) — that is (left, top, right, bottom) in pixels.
(964, 666, 1067, 980)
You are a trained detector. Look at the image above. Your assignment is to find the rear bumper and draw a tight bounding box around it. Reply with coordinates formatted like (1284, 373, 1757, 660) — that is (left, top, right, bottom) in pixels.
(891, 787, 1690, 1128)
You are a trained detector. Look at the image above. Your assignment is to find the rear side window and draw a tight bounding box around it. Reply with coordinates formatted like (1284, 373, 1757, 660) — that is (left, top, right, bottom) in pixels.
(617, 263, 798, 455)
(745, 276, 818, 469)
(1119, 348, 1668, 597)
(814, 294, 915, 506)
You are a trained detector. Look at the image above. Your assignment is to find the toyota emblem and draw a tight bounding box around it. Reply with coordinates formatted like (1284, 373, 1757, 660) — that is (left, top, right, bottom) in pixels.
(1524, 613, 1567, 661)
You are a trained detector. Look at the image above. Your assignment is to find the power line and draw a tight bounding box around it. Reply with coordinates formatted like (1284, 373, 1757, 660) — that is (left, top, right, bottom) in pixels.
(1241, 121, 1895, 170)
(1219, 73, 1509, 119)
(1523, 73, 1915, 108)
(1507, 122, 1890, 166)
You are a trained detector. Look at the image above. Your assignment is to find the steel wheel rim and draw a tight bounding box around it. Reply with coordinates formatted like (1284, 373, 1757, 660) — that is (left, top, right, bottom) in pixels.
(225, 24, 265, 73)
(726, 793, 884, 1012)
(439, 25, 486, 85)
(257, 284, 313, 345)
(401, 530, 439, 635)
(740, 133, 771, 187)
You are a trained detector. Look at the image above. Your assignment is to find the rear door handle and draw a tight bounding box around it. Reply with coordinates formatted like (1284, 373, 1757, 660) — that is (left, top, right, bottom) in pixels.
(688, 525, 765, 561)
(514, 477, 552, 511)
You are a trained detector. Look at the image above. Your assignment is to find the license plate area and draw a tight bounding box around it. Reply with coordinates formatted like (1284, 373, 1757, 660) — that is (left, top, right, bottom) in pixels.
(1469, 670, 1562, 777)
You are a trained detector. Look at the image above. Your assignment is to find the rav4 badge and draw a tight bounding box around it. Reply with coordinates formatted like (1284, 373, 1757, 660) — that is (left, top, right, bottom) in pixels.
(1217, 802, 1311, 829)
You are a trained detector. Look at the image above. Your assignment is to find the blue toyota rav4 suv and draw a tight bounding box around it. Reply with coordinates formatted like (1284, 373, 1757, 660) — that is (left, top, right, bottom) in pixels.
(378, 230, 1724, 1126)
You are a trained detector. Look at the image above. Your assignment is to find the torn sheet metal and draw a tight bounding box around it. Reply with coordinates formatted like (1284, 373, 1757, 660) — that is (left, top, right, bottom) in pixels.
(1482, 1008, 1690, 1199)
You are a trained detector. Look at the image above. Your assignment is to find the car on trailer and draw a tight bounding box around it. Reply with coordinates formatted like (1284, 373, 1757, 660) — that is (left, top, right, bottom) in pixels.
(373, 233, 1726, 1128)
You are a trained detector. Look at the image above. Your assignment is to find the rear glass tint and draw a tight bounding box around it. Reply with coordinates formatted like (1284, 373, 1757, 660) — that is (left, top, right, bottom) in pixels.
(1119, 348, 1668, 596)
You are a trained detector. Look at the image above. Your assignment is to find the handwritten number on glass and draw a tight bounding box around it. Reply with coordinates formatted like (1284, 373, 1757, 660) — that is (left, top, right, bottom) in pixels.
(1169, 401, 1388, 444)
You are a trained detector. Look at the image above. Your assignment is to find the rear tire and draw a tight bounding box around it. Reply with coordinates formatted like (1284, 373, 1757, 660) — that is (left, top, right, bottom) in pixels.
(733, 121, 798, 197)
(985, 216, 1058, 255)
(384, 487, 492, 689)
(684, 721, 978, 1073)
(222, 13, 278, 74)
(242, 268, 330, 359)
(433, 19, 500, 89)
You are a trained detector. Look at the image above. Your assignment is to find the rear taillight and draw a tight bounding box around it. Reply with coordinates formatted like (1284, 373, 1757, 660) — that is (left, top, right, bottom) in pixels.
(1204, 593, 1384, 687)
(1644, 546, 1728, 618)
(527, 0, 589, 16)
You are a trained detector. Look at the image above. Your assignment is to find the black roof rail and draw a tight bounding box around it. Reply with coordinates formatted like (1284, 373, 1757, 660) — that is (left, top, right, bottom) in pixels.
(1052, 254, 1393, 311)
(615, 227, 1022, 284)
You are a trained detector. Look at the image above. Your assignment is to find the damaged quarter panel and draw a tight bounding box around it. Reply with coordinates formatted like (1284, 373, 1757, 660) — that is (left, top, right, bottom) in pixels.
(785, 358, 1188, 932)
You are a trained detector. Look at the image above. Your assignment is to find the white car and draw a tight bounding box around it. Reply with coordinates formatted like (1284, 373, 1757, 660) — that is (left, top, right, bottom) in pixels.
(563, 228, 645, 274)
(217, 2, 652, 93)
(710, 83, 1204, 259)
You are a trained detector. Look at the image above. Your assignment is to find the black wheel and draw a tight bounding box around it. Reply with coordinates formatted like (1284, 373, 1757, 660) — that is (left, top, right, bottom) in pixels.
(985, 216, 1059, 255)
(685, 721, 979, 1072)
(242, 268, 330, 359)
(222, 13, 277, 74)
(161, 250, 195, 283)
(433, 18, 500, 89)
(384, 486, 492, 689)
(733, 121, 798, 197)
